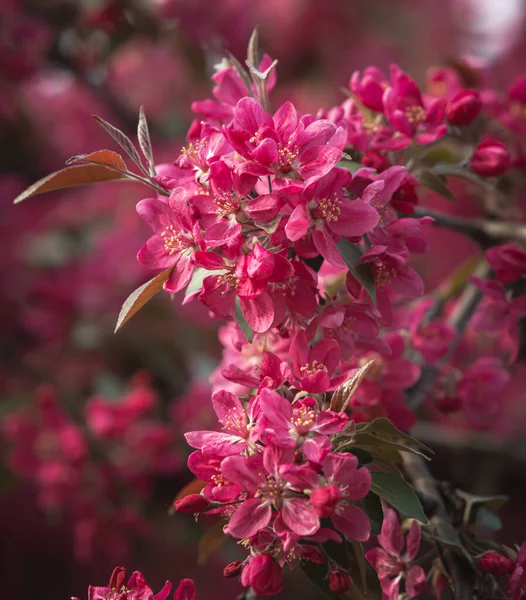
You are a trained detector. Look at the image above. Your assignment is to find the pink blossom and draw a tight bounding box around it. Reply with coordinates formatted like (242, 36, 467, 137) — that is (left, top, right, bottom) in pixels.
(486, 243, 526, 284)
(366, 509, 426, 600)
(240, 554, 283, 598)
(470, 140, 511, 177)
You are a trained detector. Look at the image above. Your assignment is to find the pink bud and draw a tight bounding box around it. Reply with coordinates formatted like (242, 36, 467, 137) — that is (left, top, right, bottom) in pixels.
(108, 566, 127, 591)
(471, 140, 511, 177)
(486, 244, 526, 284)
(361, 151, 389, 172)
(223, 561, 244, 578)
(328, 569, 352, 596)
(240, 554, 283, 598)
(310, 485, 341, 517)
(173, 494, 209, 514)
(477, 552, 515, 576)
(447, 90, 482, 126)
(174, 579, 196, 600)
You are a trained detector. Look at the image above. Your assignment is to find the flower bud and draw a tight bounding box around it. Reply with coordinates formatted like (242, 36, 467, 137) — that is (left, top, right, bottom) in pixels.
(310, 485, 341, 517)
(173, 494, 209, 514)
(361, 151, 389, 172)
(471, 140, 511, 177)
(240, 554, 283, 598)
(223, 561, 244, 578)
(477, 552, 515, 576)
(486, 243, 526, 284)
(447, 90, 482, 126)
(436, 395, 461, 413)
(328, 569, 352, 596)
(108, 566, 127, 591)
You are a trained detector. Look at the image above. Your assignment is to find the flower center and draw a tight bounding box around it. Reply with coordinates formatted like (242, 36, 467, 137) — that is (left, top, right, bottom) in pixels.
(278, 142, 299, 171)
(291, 405, 316, 434)
(211, 472, 230, 487)
(300, 360, 329, 377)
(257, 473, 283, 501)
(160, 225, 192, 255)
(404, 105, 426, 124)
(214, 191, 239, 218)
(217, 272, 239, 291)
(374, 263, 397, 287)
(220, 407, 247, 437)
(316, 194, 342, 223)
(180, 140, 208, 170)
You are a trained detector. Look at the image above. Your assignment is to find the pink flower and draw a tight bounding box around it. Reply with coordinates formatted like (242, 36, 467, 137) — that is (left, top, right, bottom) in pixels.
(310, 453, 371, 541)
(383, 65, 447, 148)
(447, 90, 482, 126)
(221, 445, 320, 538)
(366, 509, 426, 600)
(187, 450, 242, 503)
(85, 568, 173, 600)
(486, 243, 526, 284)
(224, 97, 344, 182)
(185, 389, 260, 456)
(287, 330, 349, 393)
(136, 192, 205, 293)
(286, 167, 379, 268)
(350, 67, 389, 113)
(470, 140, 511, 177)
(507, 542, 526, 600)
(240, 554, 283, 598)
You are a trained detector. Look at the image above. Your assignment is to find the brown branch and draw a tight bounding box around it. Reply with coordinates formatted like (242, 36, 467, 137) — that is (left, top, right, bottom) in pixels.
(402, 453, 475, 600)
(412, 206, 526, 248)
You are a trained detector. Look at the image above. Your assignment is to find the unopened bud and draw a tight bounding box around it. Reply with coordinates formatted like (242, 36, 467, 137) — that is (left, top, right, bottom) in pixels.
(471, 140, 511, 177)
(328, 569, 351, 596)
(108, 566, 127, 591)
(311, 485, 341, 517)
(173, 494, 209, 514)
(447, 90, 482, 126)
(223, 561, 244, 578)
(477, 552, 515, 576)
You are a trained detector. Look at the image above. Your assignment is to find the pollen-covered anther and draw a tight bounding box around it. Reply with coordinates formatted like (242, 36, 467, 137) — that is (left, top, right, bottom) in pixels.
(300, 360, 329, 376)
(217, 272, 239, 292)
(291, 405, 316, 432)
(214, 191, 239, 218)
(317, 195, 342, 222)
(160, 225, 191, 254)
(405, 105, 426, 124)
(374, 264, 397, 287)
(211, 473, 229, 487)
(221, 407, 246, 435)
(278, 142, 299, 170)
(180, 139, 207, 164)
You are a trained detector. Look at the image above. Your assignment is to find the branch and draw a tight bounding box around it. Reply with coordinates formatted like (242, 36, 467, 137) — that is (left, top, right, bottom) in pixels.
(406, 262, 490, 410)
(412, 206, 526, 248)
(402, 453, 475, 600)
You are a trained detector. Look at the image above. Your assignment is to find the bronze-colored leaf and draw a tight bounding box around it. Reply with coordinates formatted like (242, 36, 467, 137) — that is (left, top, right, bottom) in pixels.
(174, 478, 207, 502)
(330, 360, 375, 412)
(66, 149, 127, 171)
(13, 164, 130, 204)
(115, 267, 173, 332)
(93, 115, 146, 174)
(198, 522, 227, 565)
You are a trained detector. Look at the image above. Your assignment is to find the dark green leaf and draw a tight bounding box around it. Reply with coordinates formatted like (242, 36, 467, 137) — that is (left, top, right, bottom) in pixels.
(357, 418, 434, 456)
(336, 238, 376, 306)
(419, 169, 456, 202)
(301, 561, 340, 600)
(235, 296, 254, 343)
(360, 492, 384, 535)
(345, 448, 373, 466)
(370, 472, 427, 524)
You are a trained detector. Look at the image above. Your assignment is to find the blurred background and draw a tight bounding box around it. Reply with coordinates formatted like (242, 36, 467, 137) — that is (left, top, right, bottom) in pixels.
(1, 1, 526, 599)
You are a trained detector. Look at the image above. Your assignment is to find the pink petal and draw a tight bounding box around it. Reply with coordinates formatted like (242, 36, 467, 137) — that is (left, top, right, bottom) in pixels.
(379, 508, 404, 556)
(285, 204, 311, 242)
(405, 520, 421, 562)
(211, 390, 247, 435)
(281, 497, 320, 536)
(221, 455, 262, 491)
(330, 200, 379, 237)
(332, 504, 371, 541)
(406, 566, 426, 597)
(297, 146, 342, 182)
(227, 498, 272, 538)
(164, 256, 194, 293)
(312, 227, 346, 269)
(173, 580, 195, 600)
(240, 293, 274, 333)
(184, 431, 244, 456)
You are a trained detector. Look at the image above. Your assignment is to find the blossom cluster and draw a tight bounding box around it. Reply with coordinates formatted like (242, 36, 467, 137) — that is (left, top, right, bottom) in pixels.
(3, 374, 181, 561)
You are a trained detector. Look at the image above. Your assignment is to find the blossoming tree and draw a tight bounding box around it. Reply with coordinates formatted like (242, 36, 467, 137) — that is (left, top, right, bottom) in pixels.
(14, 29, 526, 600)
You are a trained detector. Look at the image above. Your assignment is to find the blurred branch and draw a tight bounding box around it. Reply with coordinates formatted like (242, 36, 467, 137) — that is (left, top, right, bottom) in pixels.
(412, 206, 526, 248)
(403, 453, 475, 600)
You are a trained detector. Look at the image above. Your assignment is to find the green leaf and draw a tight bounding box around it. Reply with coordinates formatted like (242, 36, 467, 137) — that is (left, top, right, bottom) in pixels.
(419, 169, 456, 202)
(360, 492, 384, 535)
(336, 238, 376, 306)
(357, 417, 434, 456)
(370, 472, 428, 524)
(235, 296, 254, 343)
(345, 448, 373, 466)
(337, 160, 362, 174)
(301, 561, 340, 600)
(456, 490, 508, 527)
(184, 268, 222, 299)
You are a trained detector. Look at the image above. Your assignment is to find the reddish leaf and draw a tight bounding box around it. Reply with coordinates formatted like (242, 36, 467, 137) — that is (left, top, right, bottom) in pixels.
(174, 479, 207, 502)
(13, 164, 131, 204)
(93, 115, 145, 174)
(66, 149, 127, 171)
(115, 267, 173, 332)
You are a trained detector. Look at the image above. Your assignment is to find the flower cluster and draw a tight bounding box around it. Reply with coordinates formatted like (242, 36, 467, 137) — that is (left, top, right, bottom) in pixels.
(3, 374, 181, 561)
